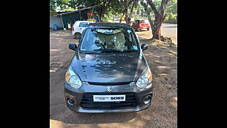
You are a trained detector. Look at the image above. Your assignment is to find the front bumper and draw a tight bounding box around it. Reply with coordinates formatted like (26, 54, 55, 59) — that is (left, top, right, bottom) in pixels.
(64, 82, 153, 113)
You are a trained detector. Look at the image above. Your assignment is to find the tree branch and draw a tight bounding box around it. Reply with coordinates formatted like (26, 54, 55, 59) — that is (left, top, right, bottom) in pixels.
(128, 0, 134, 6)
(141, 2, 154, 27)
(120, 13, 125, 23)
(160, 0, 170, 15)
(129, 0, 137, 18)
(147, 0, 159, 15)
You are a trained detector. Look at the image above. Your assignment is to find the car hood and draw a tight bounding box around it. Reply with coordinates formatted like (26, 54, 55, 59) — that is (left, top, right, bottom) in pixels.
(70, 52, 147, 83)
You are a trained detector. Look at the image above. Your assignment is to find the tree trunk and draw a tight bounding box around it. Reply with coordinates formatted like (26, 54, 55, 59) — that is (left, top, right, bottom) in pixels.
(124, 0, 134, 24)
(152, 24, 161, 40)
(97, 8, 104, 22)
(152, 16, 162, 40)
(125, 13, 129, 24)
(124, 0, 129, 24)
(129, 0, 136, 18)
(96, 1, 109, 22)
(152, 14, 166, 40)
(98, 13, 102, 22)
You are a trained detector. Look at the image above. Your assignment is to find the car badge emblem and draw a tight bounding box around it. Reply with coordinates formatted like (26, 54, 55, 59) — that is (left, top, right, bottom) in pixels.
(107, 86, 112, 92)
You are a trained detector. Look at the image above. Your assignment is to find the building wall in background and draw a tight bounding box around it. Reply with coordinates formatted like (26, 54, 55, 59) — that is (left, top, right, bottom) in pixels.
(50, 16, 64, 28)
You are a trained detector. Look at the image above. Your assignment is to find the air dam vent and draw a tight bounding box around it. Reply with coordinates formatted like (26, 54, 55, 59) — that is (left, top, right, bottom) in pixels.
(80, 92, 137, 109)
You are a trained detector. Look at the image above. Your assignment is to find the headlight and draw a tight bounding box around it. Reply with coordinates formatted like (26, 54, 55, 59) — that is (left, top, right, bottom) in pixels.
(65, 66, 82, 89)
(136, 67, 152, 90)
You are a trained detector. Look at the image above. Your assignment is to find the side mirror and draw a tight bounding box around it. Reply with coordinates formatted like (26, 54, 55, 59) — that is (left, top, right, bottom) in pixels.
(141, 44, 149, 51)
(69, 43, 78, 51)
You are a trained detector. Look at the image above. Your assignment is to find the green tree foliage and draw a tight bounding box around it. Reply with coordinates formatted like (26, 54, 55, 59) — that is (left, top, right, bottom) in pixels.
(50, 0, 79, 11)
(64, 0, 121, 21)
(50, 0, 176, 24)
(165, 0, 177, 23)
(50, 0, 57, 11)
(50, 0, 138, 22)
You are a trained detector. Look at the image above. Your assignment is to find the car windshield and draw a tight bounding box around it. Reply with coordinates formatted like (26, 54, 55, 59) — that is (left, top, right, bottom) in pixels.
(80, 28, 139, 53)
(144, 20, 149, 23)
(140, 20, 145, 23)
(79, 22, 89, 27)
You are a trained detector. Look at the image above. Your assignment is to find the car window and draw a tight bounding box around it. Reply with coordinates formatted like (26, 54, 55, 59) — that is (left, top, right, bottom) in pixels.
(80, 28, 139, 52)
(79, 22, 89, 27)
(144, 20, 149, 23)
(140, 20, 145, 23)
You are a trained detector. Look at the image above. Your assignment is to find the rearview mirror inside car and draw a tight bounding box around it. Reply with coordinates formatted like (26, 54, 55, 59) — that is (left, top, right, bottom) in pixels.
(95, 40, 105, 49)
(69, 43, 78, 51)
(95, 40, 101, 46)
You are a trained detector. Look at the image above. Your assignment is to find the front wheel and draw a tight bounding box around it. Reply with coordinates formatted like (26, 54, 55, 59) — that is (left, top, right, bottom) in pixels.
(147, 28, 150, 31)
(74, 33, 81, 39)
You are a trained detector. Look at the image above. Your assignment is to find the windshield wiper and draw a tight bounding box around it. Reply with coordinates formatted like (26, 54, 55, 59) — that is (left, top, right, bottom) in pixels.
(82, 49, 138, 54)
(122, 50, 138, 52)
(81, 51, 102, 54)
(94, 49, 138, 53)
(102, 49, 122, 53)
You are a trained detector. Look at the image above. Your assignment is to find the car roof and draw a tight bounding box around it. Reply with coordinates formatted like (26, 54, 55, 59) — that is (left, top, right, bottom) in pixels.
(88, 22, 131, 29)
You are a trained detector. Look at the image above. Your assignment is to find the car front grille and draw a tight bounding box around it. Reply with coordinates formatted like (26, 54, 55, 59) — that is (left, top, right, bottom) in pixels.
(87, 81, 131, 85)
(80, 93, 138, 109)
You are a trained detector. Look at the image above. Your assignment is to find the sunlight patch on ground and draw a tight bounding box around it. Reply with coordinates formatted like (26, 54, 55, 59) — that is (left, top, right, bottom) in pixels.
(50, 119, 92, 128)
(97, 123, 130, 128)
(50, 120, 63, 128)
(134, 120, 146, 127)
(50, 49, 61, 52)
(174, 96, 177, 101)
(128, 118, 136, 122)
(168, 50, 177, 56)
(170, 96, 177, 108)
(154, 60, 162, 64)
(170, 101, 177, 108)
(50, 69, 57, 73)
(158, 73, 168, 76)
(157, 66, 170, 69)
(141, 114, 152, 120)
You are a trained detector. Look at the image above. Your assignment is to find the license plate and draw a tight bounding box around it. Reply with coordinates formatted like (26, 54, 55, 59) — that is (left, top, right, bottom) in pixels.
(93, 95, 126, 102)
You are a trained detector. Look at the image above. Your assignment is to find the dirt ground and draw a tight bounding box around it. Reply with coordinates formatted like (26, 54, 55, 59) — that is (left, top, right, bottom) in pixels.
(50, 24, 177, 128)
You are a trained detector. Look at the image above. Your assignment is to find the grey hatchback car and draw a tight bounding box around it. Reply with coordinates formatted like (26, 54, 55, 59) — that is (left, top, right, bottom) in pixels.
(64, 23, 153, 113)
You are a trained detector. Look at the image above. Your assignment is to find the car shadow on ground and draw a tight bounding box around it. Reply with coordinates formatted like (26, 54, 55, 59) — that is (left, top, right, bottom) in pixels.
(139, 38, 153, 44)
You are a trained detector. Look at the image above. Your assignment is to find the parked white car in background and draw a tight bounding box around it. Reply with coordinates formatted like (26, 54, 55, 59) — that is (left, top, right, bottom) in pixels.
(72, 21, 94, 39)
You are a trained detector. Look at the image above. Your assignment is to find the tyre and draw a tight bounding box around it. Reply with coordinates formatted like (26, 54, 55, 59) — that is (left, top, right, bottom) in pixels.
(74, 33, 81, 39)
(147, 28, 150, 31)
